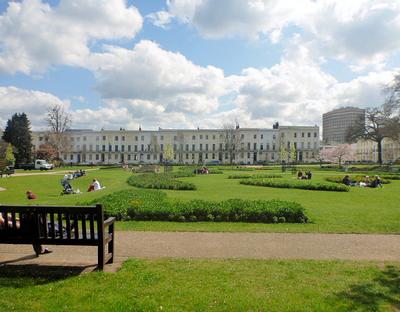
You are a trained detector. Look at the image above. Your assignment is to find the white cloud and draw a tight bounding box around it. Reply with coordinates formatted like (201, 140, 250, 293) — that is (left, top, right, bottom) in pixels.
(146, 10, 173, 29)
(154, 0, 400, 65)
(0, 0, 142, 74)
(87, 40, 226, 115)
(0, 86, 69, 130)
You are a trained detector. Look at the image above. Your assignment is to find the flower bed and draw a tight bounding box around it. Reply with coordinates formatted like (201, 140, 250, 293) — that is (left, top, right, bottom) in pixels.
(240, 179, 350, 192)
(228, 174, 283, 179)
(86, 189, 309, 223)
(128, 173, 196, 190)
(325, 176, 390, 184)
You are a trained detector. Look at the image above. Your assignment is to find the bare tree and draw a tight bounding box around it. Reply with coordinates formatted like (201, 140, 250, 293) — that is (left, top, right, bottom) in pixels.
(346, 107, 399, 165)
(45, 104, 72, 160)
(222, 121, 242, 164)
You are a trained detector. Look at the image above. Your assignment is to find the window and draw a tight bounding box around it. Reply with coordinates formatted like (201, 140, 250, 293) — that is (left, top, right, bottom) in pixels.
(266, 143, 270, 150)
(161, 144, 164, 151)
(247, 153, 250, 158)
(241, 134, 244, 139)
(186, 153, 189, 159)
(294, 133, 297, 138)
(212, 144, 215, 151)
(115, 136, 118, 141)
(307, 132, 311, 138)
(160, 135, 164, 141)
(273, 134, 276, 140)
(141, 144, 144, 151)
(108, 145, 112, 152)
(174, 136, 177, 141)
(141, 136, 144, 141)
(185, 144, 189, 151)
(205, 153, 208, 159)
(199, 144, 203, 151)
(89, 154, 92, 161)
(192, 135, 196, 140)
(212, 153, 215, 159)
(302, 132, 305, 138)
(102, 145, 106, 152)
(219, 143, 223, 150)
(153, 154, 157, 160)
(247, 142, 251, 150)
(148, 144, 151, 151)
(192, 144, 195, 151)
(261, 134, 263, 139)
(96, 136, 99, 141)
(200, 135, 203, 139)
(212, 135, 216, 140)
(205, 144, 208, 151)
(272, 144, 276, 151)
(122, 136, 125, 141)
(294, 142, 297, 149)
(253, 143, 257, 150)
(173, 144, 177, 151)
(96, 145, 100, 152)
(147, 154, 150, 160)
(206, 135, 208, 139)
(89, 145, 93, 151)
(128, 154, 131, 161)
(260, 144, 264, 150)
(128, 145, 131, 152)
(103, 136, 106, 141)
(134, 145, 138, 152)
(83, 136, 87, 141)
(115, 145, 118, 152)
(253, 134, 257, 139)
(70, 155, 73, 160)
(121, 145, 125, 152)
(135, 136, 138, 141)
(96, 154, 99, 160)
(314, 132, 317, 138)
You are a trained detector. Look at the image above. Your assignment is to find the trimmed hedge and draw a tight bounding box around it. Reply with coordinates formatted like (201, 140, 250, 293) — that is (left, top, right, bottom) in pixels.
(128, 173, 196, 190)
(325, 176, 390, 184)
(85, 189, 308, 223)
(240, 178, 350, 192)
(84, 189, 167, 220)
(228, 174, 283, 179)
(128, 198, 308, 223)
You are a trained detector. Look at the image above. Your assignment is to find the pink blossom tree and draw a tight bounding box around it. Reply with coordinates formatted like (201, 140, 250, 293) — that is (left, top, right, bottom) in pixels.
(320, 144, 356, 167)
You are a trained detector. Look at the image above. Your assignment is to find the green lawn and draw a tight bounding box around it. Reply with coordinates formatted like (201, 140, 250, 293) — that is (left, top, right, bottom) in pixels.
(1, 167, 399, 234)
(1, 259, 399, 311)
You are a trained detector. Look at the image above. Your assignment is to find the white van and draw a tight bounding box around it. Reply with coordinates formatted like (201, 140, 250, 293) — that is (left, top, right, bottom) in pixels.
(35, 159, 54, 170)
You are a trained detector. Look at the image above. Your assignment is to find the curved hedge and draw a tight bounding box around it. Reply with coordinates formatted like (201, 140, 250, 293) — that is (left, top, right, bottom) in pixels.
(325, 176, 390, 184)
(240, 179, 350, 192)
(228, 174, 283, 179)
(128, 173, 196, 190)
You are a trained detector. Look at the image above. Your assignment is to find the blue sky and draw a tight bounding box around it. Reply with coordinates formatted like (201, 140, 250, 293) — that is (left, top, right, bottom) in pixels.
(0, 0, 399, 130)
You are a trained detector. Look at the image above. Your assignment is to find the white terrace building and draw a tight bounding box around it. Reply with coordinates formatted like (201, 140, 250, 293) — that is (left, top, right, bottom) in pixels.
(32, 125, 320, 165)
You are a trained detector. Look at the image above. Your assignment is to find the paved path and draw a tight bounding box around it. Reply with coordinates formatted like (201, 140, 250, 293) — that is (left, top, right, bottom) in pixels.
(0, 187, 5, 191)
(1, 232, 399, 270)
(11, 168, 99, 177)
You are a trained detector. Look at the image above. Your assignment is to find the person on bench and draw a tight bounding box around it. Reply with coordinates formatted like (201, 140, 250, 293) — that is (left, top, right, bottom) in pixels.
(0, 213, 51, 256)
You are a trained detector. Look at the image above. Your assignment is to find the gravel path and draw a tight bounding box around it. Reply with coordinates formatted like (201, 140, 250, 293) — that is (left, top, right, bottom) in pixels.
(11, 168, 99, 177)
(1, 232, 399, 269)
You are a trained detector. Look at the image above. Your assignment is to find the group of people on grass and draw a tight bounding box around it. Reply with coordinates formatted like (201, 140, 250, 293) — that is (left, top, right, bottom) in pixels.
(342, 175, 383, 188)
(194, 167, 209, 174)
(297, 170, 312, 180)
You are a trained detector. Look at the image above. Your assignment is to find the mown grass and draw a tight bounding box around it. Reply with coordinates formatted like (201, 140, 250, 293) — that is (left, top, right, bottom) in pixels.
(0, 167, 399, 233)
(0, 259, 399, 312)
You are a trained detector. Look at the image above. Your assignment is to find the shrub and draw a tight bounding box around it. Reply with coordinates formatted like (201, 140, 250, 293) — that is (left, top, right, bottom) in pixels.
(127, 198, 308, 223)
(240, 179, 350, 192)
(325, 175, 390, 184)
(85, 189, 309, 223)
(228, 174, 283, 179)
(83, 189, 167, 220)
(128, 173, 196, 190)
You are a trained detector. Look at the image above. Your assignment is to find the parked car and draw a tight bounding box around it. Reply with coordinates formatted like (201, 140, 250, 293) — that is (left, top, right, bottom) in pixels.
(20, 163, 35, 170)
(0, 166, 14, 177)
(35, 159, 54, 170)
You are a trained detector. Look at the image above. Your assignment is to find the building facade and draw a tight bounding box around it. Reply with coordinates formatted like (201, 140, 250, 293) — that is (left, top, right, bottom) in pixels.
(322, 107, 365, 145)
(32, 125, 320, 165)
(355, 138, 400, 163)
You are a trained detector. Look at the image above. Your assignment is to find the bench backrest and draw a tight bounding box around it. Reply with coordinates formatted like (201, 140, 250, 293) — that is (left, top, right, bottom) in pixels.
(0, 204, 104, 245)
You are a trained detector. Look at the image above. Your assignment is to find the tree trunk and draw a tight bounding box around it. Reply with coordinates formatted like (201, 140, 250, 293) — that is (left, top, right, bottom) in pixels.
(377, 139, 383, 165)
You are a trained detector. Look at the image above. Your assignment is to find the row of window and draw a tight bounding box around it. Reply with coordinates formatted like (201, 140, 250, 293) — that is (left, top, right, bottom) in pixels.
(40, 132, 318, 143)
(74, 141, 319, 153)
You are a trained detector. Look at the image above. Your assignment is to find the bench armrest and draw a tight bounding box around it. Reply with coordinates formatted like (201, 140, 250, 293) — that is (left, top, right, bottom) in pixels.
(104, 217, 116, 228)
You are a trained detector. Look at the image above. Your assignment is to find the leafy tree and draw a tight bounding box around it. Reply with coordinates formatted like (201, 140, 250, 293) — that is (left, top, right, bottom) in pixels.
(5, 143, 15, 166)
(164, 144, 175, 163)
(2, 113, 32, 165)
(320, 144, 355, 168)
(34, 143, 57, 162)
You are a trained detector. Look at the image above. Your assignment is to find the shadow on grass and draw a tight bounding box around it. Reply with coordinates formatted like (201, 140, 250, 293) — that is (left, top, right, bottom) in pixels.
(0, 262, 95, 288)
(335, 265, 400, 311)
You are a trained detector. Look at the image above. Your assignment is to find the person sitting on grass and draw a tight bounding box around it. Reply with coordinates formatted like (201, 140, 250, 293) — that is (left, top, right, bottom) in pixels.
(88, 178, 103, 192)
(370, 176, 383, 188)
(342, 175, 351, 186)
(297, 171, 303, 179)
(26, 190, 37, 200)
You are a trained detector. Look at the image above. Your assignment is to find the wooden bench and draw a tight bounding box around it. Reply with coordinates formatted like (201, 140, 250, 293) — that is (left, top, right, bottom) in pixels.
(0, 204, 115, 270)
